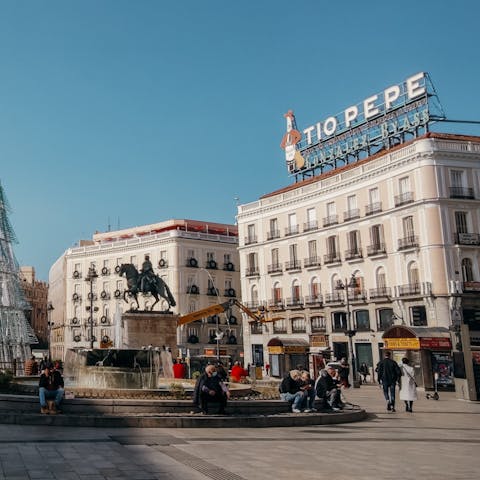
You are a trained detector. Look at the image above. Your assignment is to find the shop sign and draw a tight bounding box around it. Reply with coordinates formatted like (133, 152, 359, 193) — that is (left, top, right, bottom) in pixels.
(420, 337, 452, 350)
(268, 346, 284, 354)
(281, 72, 445, 177)
(310, 334, 329, 347)
(384, 338, 420, 350)
(284, 346, 308, 354)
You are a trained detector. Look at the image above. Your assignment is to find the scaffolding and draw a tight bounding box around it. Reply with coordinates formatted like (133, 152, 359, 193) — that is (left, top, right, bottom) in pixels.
(0, 182, 37, 372)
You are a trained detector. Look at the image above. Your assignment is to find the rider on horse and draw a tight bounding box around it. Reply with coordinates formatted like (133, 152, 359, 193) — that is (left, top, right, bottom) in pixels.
(140, 255, 155, 292)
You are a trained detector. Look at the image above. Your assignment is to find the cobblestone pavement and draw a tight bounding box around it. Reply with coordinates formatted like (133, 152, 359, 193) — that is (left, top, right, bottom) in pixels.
(0, 385, 479, 479)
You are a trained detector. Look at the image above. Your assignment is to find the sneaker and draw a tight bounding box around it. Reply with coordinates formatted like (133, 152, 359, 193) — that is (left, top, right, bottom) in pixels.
(303, 409, 312, 413)
(40, 406, 49, 415)
(387, 402, 392, 411)
(331, 407, 341, 412)
(391, 407, 396, 412)
(292, 408, 302, 413)
(310, 408, 318, 412)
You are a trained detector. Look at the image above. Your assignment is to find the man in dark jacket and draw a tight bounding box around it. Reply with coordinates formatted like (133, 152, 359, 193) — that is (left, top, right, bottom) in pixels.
(315, 366, 343, 411)
(279, 369, 307, 413)
(376, 351, 402, 412)
(39, 363, 64, 414)
(193, 365, 229, 414)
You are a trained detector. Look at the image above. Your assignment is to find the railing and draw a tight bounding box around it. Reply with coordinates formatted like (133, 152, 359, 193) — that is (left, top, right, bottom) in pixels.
(398, 235, 419, 250)
(285, 297, 304, 308)
(268, 299, 284, 309)
(324, 292, 344, 304)
(345, 248, 363, 260)
(367, 243, 386, 256)
(343, 209, 360, 221)
(266, 230, 280, 240)
(285, 260, 301, 271)
(324, 253, 341, 264)
(394, 191, 414, 207)
(449, 186, 474, 199)
(365, 202, 382, 216)
(304, 295, 323, 306)
(303, 220, 318, 232)
(244, 235, 257, 245)
(285, 225, 299, 236)
(397, 283, 421, 296)
(267, 263, 283, 274)
(245, 267, 259, 277)
(304, 256, 321, 268)
(244, 301, 264, 309)
(323, 214, 339, 227)
(369, 287, 391, 299)
(250, 324, 263, 335)
(349, 290, 367, 302)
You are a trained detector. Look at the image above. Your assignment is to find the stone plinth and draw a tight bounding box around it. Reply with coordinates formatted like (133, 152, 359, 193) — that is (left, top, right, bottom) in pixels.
(122, 312, 177, 350)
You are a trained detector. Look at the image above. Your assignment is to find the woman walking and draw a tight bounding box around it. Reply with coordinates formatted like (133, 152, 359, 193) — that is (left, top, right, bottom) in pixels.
(399, 357, 417, 412)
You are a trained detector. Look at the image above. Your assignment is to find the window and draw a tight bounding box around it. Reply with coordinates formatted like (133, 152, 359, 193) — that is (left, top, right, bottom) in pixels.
(378, 308, 394, 330)
(348, 230, 361, 253)
(369, 187, 379, 204)
(347, 195, 357, 210)
(307, 208, 316, 223)
(450, 170, 464, 188)
(160, 250, 167, 260)
(355, 310, 370, 330)
(399, 176, 411, 194)
(310, 278, 321, 297)
(251, 285, 259, 306)
(327, 236, 338, 255)
(103, 259, 109, 268)
(206, 252, 214, 261)
(188, 249, 195, 259)
(288, 213, 297, 228)
(187, 327, 198, 337)
(462, 258, 474, 282)
(291, 280, 301, 300)
(273, 282, 282, 302)
(332, 311, 347, 330)
(273, 318, 287, 333)
(308, 240, 317, 258)
(292, 317, 306, 333)
(370, 225, 384, 249)
(311, 316, 326, 331)
(327, 202, 336, 216)
(247, 224, 256, 238)
(130, 255, 137, 266)
(224, 253, 231, 263)
(376, 268, 386, 288)
(224, 278, 233, 290)
(270, 218, 278, 232)
(411, 306, 427, 326)
(403, 216, 415, 238)
(455, 212, 469, 234)
(289, 244, 298, 262)
(271, 248, 279, 265)
(408, 262, 419, 285)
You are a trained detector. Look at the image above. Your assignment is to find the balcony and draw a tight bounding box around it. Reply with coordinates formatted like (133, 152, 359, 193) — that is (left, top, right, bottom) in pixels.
(397, 283, 421, 296)
(266, 230, 281, 241)
(244, 300, 263, 310)
(223, 262, 235, 271)
(304, 256, 321, 268)
(343, 208, 360, 222)
(349, 290, 367, 302)
(267, 263, 283, 274)
(369, 287, 392, 299)
(206, 287, 220, 296)
(285, 260, 301, 271)
(305, 295, 323, 307)
(245, 267, 259, 277)
(454, 232, 480, 246)
(250, 323, 263, 335)
(303, 220, 318, 232)
(324, 252, 341, 264)
(323, 214, 339, 227)
(367, 243, 386, 256)
(285, 297, 304, 309)
(324, 292, 344, 304)
(244, 235, 257, 245)
(450, 186, 474, 199)
(268, 299, 284, 310)
(345, 248, 363, 261)
(394, 191, 414, 207)
(205, 260, 218, 269)
(365, 202, 382, 216)
(463, 281, 480, 292)
(224, 288, 236, 297)
(398, 235, 419, 250)
(285, 225, 299, 236)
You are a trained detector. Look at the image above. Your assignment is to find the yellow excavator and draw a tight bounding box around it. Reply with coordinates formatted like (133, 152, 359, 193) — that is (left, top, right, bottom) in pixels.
(177, 298, 283, 326)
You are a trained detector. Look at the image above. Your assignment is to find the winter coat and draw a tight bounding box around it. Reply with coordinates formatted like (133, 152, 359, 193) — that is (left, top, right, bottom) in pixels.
(377, 357, 401, 386)
(314, 370, 339, 398)
(399, 364, 418, 401)
(279, 374, 301, 394)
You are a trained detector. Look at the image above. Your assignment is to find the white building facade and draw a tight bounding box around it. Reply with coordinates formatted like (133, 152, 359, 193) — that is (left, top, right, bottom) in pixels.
(49, 219, 242, 366)
(237, 133, 480, 391)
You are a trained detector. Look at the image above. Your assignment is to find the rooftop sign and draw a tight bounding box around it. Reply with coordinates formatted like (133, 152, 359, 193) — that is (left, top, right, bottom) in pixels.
(281, 72, 445, 179)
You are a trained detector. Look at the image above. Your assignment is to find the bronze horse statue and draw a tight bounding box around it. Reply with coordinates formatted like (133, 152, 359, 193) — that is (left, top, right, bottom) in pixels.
(118, 263, 176, 311)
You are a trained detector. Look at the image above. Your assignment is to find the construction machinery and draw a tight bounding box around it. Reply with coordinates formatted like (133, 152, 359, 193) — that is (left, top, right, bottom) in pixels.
(178, 299, 283, 326)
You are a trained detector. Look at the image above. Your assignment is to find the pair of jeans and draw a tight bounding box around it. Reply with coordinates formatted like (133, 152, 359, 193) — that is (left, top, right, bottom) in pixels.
(199, 392, 227, 414)
(382, 383, 396, 406)
(39, 387, 64, 408)
(305, 388, 316, 409)
(281, 391, 306, 410)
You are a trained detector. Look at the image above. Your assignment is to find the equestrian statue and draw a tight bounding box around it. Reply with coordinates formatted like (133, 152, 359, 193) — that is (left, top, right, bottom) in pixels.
(118, 255, 176, 312)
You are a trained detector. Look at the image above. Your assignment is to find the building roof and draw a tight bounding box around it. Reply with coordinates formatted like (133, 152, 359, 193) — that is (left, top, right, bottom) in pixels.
(260, 132, 480, 200)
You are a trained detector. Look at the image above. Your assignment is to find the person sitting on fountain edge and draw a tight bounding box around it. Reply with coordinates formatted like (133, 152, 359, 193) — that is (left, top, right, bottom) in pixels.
(39, 363, 64, 414)
(193, 364, 230, 415)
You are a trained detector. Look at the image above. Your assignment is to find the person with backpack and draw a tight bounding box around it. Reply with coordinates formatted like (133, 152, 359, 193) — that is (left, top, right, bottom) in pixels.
(376, 351, 402, 412)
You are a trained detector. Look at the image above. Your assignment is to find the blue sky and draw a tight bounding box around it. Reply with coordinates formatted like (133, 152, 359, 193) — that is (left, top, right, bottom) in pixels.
(1, 1, 479, 280)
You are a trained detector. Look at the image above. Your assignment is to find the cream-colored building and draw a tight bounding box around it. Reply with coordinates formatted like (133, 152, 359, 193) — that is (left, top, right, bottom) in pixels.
(48, 219, 241, 364)
(237, 133, 480, 391)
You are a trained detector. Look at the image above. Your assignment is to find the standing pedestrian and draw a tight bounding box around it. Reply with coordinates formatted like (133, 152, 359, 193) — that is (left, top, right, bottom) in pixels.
(399, 358, 417, 412)
(376, 351, 402, 412)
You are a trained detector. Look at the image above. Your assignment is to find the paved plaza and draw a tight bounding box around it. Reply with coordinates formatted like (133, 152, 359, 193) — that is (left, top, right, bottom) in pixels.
(0, 385, 479, 480)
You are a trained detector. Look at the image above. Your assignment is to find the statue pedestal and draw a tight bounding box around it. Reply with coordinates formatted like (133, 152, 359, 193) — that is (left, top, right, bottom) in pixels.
(122, 312, 177, 352)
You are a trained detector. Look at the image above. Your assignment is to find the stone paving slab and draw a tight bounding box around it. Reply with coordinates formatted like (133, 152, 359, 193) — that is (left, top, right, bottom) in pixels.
(0, 386, 478, 479)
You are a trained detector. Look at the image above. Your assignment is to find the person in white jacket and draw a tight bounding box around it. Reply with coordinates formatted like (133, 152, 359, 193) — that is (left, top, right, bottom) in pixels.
(399, 357, 417, 412)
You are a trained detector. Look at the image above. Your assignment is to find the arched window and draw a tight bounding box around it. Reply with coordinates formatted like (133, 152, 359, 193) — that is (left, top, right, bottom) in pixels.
(291, 279, 301, 300)
(376, 267, 386, 289)
(272, 282, 282, 306)
(462, 258, 474, 282)
(310, 277, 321, 298)
(250, 285, 259, 307)
(408, 262, 419, 285)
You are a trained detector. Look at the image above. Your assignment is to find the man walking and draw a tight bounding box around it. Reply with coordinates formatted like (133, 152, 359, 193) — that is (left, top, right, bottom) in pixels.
(376, 351, 402, 412)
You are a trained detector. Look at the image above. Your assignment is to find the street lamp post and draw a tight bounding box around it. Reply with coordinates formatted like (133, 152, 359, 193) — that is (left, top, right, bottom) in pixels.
(85, 266, 98, 349)
(336, 274, 359, 388)
(47, 302, 54, 362)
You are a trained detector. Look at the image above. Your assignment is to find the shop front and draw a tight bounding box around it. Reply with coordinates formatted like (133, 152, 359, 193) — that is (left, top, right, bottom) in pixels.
(309, 333, 331, 378)
(267, 337, 309, 378)
(382, 326, 453, 390)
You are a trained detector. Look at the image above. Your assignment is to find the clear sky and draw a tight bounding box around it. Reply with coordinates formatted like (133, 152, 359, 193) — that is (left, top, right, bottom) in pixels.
(1, 1, 479, 280)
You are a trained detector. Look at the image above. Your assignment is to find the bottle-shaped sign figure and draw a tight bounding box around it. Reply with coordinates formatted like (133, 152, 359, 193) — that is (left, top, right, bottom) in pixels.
(280, 110, 305, 172)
